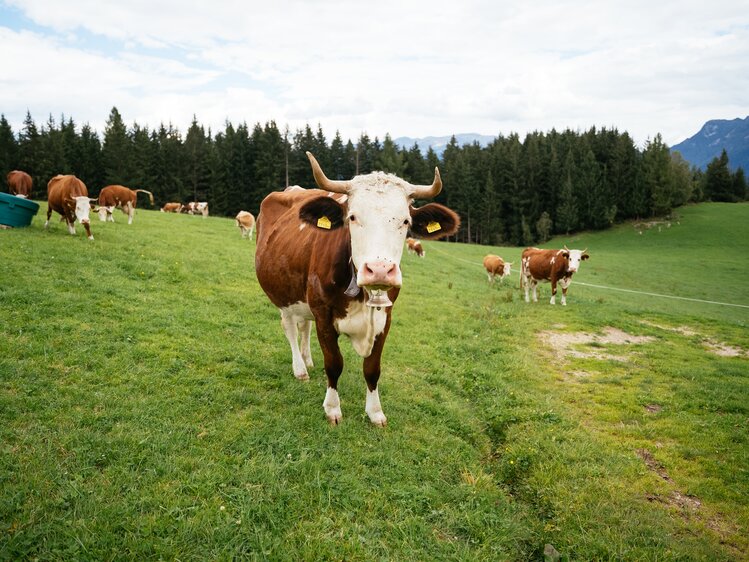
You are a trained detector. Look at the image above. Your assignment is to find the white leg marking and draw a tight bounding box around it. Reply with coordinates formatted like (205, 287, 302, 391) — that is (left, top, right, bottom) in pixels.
(366, 388, 387, 427)
(67, 222, 76, 235)
(299, 320, 314, 368)
(561, 295, 567, 306)
(532, 282, 539, 302)
(280, 312, 309, 380)
(323, 387, 342, 425)
(550, 294, 556, 305)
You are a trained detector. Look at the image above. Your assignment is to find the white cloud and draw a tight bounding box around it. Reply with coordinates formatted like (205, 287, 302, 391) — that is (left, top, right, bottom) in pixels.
(1, 0, 748, 145)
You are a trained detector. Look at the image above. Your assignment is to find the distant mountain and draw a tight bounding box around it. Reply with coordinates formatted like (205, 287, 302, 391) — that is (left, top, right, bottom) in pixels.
(671, 116, 749, 171)
(393, 133, 496, 157)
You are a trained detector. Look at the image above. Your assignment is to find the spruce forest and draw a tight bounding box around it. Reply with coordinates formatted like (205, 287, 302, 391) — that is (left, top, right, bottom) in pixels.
(1, 107, 746, 246)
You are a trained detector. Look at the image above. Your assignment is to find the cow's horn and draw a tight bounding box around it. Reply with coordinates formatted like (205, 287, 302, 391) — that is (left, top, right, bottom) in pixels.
(408, 167, 442, 200)
(564, 244, 570, 251)
(582, 248, 588, 254)
(306, 152, 351, 194)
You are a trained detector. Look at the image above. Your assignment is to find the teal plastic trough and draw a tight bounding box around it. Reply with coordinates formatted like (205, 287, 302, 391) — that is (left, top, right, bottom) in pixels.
(0, 192, 40, 227)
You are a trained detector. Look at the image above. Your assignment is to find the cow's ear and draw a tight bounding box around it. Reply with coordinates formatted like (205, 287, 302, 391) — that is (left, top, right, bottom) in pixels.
(299, 196, 345, 230)
(582, 253, 590, 260)
(410, 203, 460, 240)
(562, 251, 570, 259)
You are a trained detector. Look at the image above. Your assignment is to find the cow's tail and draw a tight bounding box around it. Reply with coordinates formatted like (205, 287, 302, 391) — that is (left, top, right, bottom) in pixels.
(135, 189, 155, 206)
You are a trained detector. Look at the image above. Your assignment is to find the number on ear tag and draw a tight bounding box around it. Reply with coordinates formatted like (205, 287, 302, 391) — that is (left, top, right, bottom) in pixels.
(426, 221, 441, 233)
(317, 216, 332, 229)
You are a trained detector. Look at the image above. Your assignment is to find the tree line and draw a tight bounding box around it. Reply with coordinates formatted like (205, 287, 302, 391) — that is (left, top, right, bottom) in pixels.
(1, 107, 746, 245)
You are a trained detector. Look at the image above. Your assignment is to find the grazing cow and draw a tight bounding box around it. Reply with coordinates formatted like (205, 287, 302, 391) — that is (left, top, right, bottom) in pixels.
(161, 202, 183, 213)
(520, 246, 589, 305)
(255, 152, 460, 426)
(97, 185, 154, 224)
(483, 254, 512, 282)
(235, 211, 256, 239)
(406, 237, 425, 257)
(45, 175, 95, 239)
(184, 201, 209, 218)
(7, 170, 32, 198)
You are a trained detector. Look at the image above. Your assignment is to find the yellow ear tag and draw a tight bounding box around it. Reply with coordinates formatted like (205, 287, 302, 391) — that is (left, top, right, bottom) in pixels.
(426, 221, 441, 233)
(317, 216, 332, 229)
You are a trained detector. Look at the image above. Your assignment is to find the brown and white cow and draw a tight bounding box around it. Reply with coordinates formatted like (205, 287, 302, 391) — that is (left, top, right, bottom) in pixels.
(45, 175, 95, 239)
(255, 152, 460, 426)
(161, 202, 183, 213)
(483, 254, 512, 282)
(7, 170, 32, 198)
(235, 211, 255, 239)
(520, 246, 589, 305)
(406, 237, 425, 257)
(97, 185, 154, 224)
(184, 201, 209, 218)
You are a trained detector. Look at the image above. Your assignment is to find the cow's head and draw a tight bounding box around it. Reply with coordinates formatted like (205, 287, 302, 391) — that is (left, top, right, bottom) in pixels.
(300, 152, 459, 304)
(74, 197, 95, 225)
(97, 205, 114, 222)
(562, 246, 589, 273)
(503, 262, 513, 277)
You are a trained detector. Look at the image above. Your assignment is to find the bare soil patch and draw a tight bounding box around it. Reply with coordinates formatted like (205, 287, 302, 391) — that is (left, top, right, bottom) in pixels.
(539, 326, 654, 361)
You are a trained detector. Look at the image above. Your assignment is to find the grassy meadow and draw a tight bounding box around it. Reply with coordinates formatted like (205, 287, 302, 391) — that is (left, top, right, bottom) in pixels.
(1, 201, 748, 561)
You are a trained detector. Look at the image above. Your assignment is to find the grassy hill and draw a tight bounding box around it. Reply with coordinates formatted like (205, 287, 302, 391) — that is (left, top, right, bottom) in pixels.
(1, 202, 748, 560)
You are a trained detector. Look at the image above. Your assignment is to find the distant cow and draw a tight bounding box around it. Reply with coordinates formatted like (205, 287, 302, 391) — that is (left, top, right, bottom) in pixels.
(184, 201, 209, 218)
(255, 152, 460, 426)
(97, 185, 154, 224)
(235, 211, 255, 239)
(7, 170, 32, 198)
(406, 237, 425, 257)
(520, 246, 589, 305)
(161, 202, 183, 213)
(45, 175, 95, 239)
(483, 255, 512, 282)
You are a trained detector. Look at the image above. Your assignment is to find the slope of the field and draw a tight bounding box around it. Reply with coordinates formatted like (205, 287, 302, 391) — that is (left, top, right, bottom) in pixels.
(1, 202, 747, 560)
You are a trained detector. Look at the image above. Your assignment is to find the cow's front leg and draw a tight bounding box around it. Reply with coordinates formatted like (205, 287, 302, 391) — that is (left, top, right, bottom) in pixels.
(66, 219, 76, 235)
(531, 280, 539, 302)
(559, 277, 571, 306)
(363, 331, 389, 427)
(316, 325, 344, 425)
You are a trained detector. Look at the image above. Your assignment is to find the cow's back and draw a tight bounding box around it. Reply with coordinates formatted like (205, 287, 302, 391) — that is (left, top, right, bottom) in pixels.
(7, 171, 32, 196)
(256, 189, 351, 309)
(523, 248, 560, 279)
(99, 185, 134, 206)
(483, 255, 503, 274)
(48, 175, 87, 212)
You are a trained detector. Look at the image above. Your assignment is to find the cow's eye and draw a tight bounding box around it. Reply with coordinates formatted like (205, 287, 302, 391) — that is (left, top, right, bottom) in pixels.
(348, 215, 356, 223)
(403, 218, 411, 226)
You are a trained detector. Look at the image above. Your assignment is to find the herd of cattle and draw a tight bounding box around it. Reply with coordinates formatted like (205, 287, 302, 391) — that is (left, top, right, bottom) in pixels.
(6, 160, 590, 427)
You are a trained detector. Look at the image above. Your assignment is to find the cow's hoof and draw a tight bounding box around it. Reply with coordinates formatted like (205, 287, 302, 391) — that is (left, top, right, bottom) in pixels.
(368, 412, 387, 427)
(294, 372, 310, 381)
(325, 409, 342, 425)
(88, 236, 94, 240)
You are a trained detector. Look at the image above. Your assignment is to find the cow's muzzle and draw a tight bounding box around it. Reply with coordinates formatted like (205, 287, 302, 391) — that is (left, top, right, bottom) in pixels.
(358, 261, 401, 290)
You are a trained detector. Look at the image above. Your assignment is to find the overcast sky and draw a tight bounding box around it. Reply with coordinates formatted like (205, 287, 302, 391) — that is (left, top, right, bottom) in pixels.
(1, 0, 747, 147)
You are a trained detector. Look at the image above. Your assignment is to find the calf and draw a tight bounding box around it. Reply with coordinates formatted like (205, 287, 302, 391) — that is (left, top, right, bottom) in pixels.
(45, 175, 95, 239)
(406, 237, 425, 257)
(97, 185, 154, 224)
(235, 211, 255, 239)
(520, 246, 589, 305)
(7, 170, 32, 198)
(184, 201, 209, 218)
(161, 202, 183, 213)
(483, 254, 512, 282)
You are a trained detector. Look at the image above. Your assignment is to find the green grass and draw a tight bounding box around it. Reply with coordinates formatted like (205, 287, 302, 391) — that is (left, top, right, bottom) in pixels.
(1, 202, 748, 560)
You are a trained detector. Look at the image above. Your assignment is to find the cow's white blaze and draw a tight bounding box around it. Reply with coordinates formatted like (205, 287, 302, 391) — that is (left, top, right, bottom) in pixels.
(73, 196, 93, 225)
(566, 250, 585, 272)
(346, 178, 411, 289)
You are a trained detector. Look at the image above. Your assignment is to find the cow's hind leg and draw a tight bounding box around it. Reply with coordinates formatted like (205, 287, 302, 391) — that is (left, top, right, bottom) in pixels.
(549, 279, 557, 305)
(280, 310, 310, 381)
(299, 320, 314, 369)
